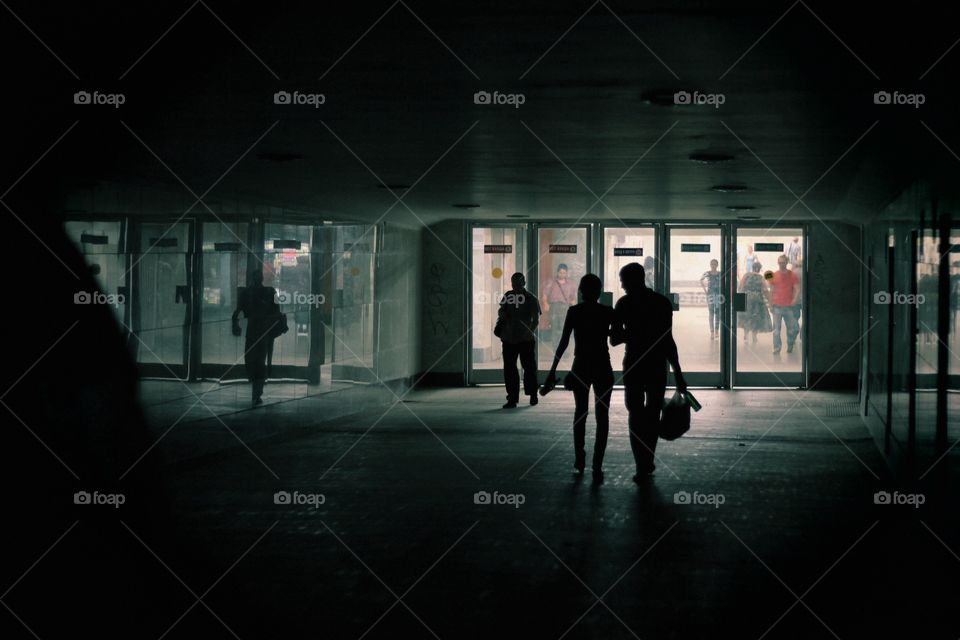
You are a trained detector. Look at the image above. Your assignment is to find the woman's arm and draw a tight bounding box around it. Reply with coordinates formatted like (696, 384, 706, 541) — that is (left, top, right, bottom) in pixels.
(547, 308, 574, 378)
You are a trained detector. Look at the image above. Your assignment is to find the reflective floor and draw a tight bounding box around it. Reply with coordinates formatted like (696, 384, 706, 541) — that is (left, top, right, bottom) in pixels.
(84, 387, 959, 638)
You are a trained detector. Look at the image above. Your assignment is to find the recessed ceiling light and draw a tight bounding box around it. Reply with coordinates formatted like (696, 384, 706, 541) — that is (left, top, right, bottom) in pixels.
(257, 152, 303, 162)
(506, 214, 529, 218)
(452, 203, 480, 209)
(689, 153, 734, 163)
(711, 184, 748, 193)
(639, 90, 678, 106)
(726, 205, 756, 211)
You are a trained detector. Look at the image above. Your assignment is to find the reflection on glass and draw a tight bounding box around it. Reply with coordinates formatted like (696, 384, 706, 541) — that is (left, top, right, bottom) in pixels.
(735, 229, 804, 374)
(137, 222, 190, 367)
(264, 223, 314, 370)
(64, 220, 126, 325)
(669, 229, 722, 375)
(472, 228, 526, 370)
(603, 227, 656, 371)
(201, 222, 248, 367)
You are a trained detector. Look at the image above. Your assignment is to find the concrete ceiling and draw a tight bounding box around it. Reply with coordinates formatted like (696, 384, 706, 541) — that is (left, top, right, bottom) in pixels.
(4, 0, 959, 224)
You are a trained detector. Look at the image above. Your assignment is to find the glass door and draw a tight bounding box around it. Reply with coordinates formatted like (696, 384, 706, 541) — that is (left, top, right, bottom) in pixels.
(470, 226, 528, 384)
(733, 227, 804, 387)
(602, 225, 658, 379)
(135, 221, 193, 378)
(199, 221, 250, 379)
(536, 225, 590, 374)
(263, 223, 316, 380)
(666, 227, 724, 387)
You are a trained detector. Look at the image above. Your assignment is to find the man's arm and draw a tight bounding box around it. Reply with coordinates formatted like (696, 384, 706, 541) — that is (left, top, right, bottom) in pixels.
(665, 304, 687, 392)
(610, 299, 627, 346)
(791, 277, 801, 306)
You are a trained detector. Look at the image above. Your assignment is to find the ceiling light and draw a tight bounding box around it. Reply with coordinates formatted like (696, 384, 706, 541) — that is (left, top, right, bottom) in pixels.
(689, 153, 734, 163)
(726, 205, 756, 211)
(711, 184, 748, 193)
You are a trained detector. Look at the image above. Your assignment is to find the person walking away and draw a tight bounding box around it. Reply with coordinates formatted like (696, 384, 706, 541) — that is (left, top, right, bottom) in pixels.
(611, 263, 687, 482)
(497, 272, 541, 408)
(543, 274, 614, 484)
(232, 269, 282, 405)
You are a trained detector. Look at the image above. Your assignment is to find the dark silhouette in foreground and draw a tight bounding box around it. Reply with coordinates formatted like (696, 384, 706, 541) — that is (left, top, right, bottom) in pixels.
(495, 272, 541, 408)
(544, 274, 614, 484)
(611, 262, 686, 482)
(232, 269, 284, 405)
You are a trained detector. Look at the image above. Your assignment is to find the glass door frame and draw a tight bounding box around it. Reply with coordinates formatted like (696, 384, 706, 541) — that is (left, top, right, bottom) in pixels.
(663, 223, 728, 388)
(467, 222, 533, 385)
(730, 223, 808, 388)
(531, 222, 593, 380)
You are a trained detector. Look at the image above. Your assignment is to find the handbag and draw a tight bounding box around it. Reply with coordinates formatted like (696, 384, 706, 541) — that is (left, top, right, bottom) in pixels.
(268, 312, 289, 339)
(659, 391, 691, 441)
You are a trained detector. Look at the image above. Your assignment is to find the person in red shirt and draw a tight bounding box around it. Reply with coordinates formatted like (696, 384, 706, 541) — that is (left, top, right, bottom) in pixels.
(766, 254, 801, 354)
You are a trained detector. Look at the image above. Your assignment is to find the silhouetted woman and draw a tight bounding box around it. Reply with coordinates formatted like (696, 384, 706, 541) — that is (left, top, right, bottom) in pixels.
(543, 274, 614, 484)
(232, 269, 282, 405)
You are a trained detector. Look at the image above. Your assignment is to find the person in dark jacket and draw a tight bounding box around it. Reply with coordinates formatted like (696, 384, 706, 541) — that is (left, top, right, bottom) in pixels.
(611, 262, 687, 482)
(232, 269, 282, 405)
(496, 272, 541, 408)
(543, 274, 614, 484)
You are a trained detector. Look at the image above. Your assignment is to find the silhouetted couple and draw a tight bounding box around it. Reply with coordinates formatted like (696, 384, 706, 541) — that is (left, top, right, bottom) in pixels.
(543, 263, 686, 484)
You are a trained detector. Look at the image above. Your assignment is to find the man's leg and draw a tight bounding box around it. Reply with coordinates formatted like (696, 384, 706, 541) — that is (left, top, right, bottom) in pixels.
(592, 368, 614, 471)
(771, 305, 784, 352)
(785, 305, 800, 351)
(626, 377, 656, 473)
(518, 341, 538, 399)
(502, 342, 520, 404)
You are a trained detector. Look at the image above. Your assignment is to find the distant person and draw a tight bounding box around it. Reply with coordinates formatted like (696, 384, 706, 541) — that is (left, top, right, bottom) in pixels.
(543, 274, 614, 484)
(644, 255, 656, 290)
(496, 272, 541, 408)
(766, 255, 800, 354)
(700, 259, 722, 340)
(745, 244, 756, 274)
(232, 269, 282, 405)
(787, 237, 802, 268)
(738, 261, 772, 344)
(611, 263, 687, 482)
(542, 263, 577, 343)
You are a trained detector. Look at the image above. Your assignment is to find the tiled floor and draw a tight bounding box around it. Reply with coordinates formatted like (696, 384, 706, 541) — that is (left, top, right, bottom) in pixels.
(108, 386, 960, 639)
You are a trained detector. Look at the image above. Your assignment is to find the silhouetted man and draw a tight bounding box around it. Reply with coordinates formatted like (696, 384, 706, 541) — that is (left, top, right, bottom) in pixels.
(232, 269, 282, 405)
(611, 262, 687, 482)
(497, 272, 541, 408)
